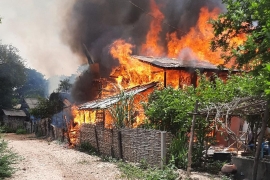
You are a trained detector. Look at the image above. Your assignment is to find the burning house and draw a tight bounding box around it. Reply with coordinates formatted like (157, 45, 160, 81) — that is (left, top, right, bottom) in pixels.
(61, 0, 245, 146)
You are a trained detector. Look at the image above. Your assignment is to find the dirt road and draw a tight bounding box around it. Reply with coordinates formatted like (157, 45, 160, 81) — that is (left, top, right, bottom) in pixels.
(4, 133, 121, 180)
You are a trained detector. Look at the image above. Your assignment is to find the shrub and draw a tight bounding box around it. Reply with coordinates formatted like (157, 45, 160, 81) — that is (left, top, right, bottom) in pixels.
(169, 133, 188, 169)
(16, 128, 27, 135)
(117, 160, 178, 180)
(78, 142, 97, 155)
(0, 137, 18, 178)
(2, 126, 16, 133)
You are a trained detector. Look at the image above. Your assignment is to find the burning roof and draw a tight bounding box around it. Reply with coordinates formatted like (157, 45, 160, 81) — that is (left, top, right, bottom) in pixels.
(132, 55, 220, 70)
(78, 82, 157, 110)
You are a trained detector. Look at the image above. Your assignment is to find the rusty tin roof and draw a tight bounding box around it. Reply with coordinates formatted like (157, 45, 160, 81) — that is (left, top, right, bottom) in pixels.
(132, 55, 220, 70)
(78, 82, 157, 110)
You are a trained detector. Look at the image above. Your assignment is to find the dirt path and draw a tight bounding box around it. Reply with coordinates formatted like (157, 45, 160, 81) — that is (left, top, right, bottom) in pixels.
(4, 133, 121, 180)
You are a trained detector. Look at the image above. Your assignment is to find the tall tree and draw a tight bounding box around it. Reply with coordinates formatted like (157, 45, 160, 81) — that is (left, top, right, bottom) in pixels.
(211, 0, 270, 71)
(57, 78, 72, 93)
(0, 44, 26, 109)
(15, 68, 48, 98)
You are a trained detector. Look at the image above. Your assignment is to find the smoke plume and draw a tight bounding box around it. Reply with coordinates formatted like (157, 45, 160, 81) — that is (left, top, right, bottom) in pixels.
(62, 0, 224, 103)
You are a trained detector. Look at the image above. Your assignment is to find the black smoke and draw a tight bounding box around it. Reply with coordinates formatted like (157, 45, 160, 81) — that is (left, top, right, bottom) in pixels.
(62, 0, 224, 103)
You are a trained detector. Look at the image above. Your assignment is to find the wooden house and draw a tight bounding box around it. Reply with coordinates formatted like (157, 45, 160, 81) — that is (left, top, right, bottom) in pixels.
(2, 109, 27, 132)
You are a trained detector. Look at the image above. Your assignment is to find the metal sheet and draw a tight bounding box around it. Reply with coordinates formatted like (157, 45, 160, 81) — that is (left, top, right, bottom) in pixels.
(132, 55, 219, 70)
(79, 82, 157, 110)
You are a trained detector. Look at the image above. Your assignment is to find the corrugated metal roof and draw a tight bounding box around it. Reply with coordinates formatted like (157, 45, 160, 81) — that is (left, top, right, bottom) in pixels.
(2, 109, 26, 117)
(132, 55, 219, 70)
(24, 98, 39, 109)
(78, 82, 157, 110)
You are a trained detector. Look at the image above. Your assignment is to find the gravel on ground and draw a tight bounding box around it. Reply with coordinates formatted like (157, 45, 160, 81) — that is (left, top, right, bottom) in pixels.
(4, 133, 121, 180)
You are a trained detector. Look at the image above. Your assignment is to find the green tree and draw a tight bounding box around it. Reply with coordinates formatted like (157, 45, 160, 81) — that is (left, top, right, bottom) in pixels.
(15, 68, 47, 98)
(57, 78, 72, 93)
(210, 0, 270, 71)
(0, 44, 26, 109)
(30, 92, 64, 119)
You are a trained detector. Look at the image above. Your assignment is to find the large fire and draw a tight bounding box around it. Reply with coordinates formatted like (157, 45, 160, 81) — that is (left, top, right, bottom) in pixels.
(69, 2, 246, 145)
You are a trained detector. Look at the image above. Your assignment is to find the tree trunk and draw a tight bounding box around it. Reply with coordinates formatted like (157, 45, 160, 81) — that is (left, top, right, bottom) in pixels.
(187, 100, 199, 176)
(252, 100, 269, 180)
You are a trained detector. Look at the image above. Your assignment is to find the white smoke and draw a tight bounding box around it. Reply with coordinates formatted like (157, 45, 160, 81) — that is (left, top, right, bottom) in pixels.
(0, 0, 81, 77)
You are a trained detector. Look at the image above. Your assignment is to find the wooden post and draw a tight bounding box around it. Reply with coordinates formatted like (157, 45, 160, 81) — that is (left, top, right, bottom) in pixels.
(118, 130, 123, 159)
(187, 100, 199, 176)
(164, 70, 167, 88)
(160, 131, 166, 169)
(252, 100, 269, 180)
(94, 126, 100, 152)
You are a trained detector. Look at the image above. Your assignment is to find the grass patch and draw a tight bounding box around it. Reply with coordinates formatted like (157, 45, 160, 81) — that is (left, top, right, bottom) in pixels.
(78, 141, 98, 155)
(117, 160, 178, 180)
(15, 128, 27, 135)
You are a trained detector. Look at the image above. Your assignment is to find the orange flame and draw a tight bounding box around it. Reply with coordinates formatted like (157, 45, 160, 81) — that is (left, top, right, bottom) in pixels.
(69, 6, 247, 141)
(141, 0, 165, 56)
(167, 7, 223, 65)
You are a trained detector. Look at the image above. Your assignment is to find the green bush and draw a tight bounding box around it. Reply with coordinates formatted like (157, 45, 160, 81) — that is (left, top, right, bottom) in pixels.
(200, 160, 225, 175)
(117, 160, 178, 180)
(169, 133, 188, 169)
(78, 142, 97, 155)
(2, 126, 16, 133)
(0, 138, 18, 178)
(16, 128, 27, 135)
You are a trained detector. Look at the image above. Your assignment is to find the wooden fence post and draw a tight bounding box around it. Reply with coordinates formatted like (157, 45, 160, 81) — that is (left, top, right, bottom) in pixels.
(187, 100, 199, 176)
(160, 131, 166, 169)
(118, 130, 123, 159)
(94, 126, 100, 152)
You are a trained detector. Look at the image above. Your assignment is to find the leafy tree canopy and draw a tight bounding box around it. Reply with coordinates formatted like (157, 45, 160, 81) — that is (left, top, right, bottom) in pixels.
(210, 0, 270, 71)
(15, 68, 48, 98)
(0, 44, 26, 108)
(57, 78, 72, 93)
(30, 92, 64, 119)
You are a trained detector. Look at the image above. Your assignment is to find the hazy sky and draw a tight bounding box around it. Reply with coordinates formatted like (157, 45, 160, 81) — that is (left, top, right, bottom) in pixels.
(0, 0, 80, 77)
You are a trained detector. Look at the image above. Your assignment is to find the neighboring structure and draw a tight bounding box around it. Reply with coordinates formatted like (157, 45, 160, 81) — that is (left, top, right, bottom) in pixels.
(20, 98, 40, 132)
(21, 98, 39, 117)
(2, 109, 27, 132)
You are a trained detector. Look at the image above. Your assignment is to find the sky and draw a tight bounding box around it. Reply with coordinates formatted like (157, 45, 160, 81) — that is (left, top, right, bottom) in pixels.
(0, 0, 81, 77)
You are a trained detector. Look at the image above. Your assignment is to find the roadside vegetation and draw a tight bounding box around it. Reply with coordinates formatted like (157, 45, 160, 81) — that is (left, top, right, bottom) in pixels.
(0, 131, 18, 179)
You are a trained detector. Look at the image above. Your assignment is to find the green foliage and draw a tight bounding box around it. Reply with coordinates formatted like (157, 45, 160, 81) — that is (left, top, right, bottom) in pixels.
(78, 142, 97, 155)
(0, 134, 18, 178)
(30, 92, 64, 119)
(201, 161, 225, 175)
(117, 160, 178, 180)
(0, 44, 26, 109)
(15, 68, 48, 98)
(144, 86, 195, 134)
(57, 78, 72, 93)
(169, 133, 188, 169)
(108, 90, 136, 128)
(15, 128, 27, 135)
(210, 0, 270, 72)
(144, 72, 263, 169)
(2, 126, 16, 133)
(262, 64, 270, 97)
(144, 73, 262, 135)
